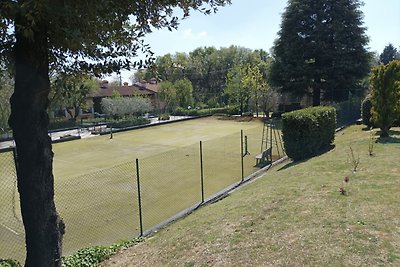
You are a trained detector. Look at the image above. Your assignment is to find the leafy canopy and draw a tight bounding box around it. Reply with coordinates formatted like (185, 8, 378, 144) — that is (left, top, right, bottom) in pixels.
(0, 0, 231, 75)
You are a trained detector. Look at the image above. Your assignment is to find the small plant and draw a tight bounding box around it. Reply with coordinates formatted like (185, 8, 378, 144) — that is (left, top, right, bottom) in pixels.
(339, 176, 350, 195)
(0, 259, 21, 267)
(368, 131, 375, 156)
(348, 145, 360, 172)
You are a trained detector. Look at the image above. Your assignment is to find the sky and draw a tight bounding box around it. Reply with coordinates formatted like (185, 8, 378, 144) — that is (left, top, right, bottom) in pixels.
(116, 0, 400, 83)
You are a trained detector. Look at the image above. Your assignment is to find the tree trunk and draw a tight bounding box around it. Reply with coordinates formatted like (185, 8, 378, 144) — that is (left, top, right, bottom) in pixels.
(312, 87, 321, 106)
(9, 13, 64, 267)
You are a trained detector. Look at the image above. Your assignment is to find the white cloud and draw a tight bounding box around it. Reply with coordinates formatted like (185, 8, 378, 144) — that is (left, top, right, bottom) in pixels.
(182, 28, 208, 40)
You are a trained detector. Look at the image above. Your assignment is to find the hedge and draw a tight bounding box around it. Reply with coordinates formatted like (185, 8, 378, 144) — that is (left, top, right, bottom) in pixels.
(282, 106, 336, 161)
(172, 106, 240, 116)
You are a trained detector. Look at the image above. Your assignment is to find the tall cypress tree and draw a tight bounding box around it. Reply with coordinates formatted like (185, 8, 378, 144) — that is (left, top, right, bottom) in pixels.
(270, 0, 370, 106)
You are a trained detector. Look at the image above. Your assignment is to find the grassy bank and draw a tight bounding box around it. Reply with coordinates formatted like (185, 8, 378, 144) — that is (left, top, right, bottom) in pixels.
(101, 125, 400, 266)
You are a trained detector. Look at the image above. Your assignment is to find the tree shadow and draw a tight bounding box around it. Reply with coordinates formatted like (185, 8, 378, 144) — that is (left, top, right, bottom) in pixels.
(376, 130, 400, 143)
(278, 144, 335, 171)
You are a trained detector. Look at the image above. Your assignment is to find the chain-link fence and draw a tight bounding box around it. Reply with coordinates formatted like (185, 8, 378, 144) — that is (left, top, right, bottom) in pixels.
(0, 122, 286, 263)
(0, 148, 24, 262)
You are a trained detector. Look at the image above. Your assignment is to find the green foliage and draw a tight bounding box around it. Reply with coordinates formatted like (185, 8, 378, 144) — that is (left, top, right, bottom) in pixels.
(159, 79, 194, 110)
(62, 239, 140, 267)
(139, 46, 272, 107)
(0, 68, 13, 133)
(0, 259, 21, 267)
(370, 60, 400, 137)
(158, 114, 170, 121)
(159, 81, 177, 111)
(174, 78, 194, 108)
(106, 116, 150, 129)
(282, 106, 336, 161)
(361, 94, 373, 128)
(49, 74, 99, 121)
(379, 43, 399, 65)
(101, 97, 153, 118)
(270, 0, 370, 105)
(172, 106, 239, 116)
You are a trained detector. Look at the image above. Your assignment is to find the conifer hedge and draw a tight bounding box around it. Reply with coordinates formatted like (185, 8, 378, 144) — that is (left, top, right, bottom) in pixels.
(282, 106, 336, 161)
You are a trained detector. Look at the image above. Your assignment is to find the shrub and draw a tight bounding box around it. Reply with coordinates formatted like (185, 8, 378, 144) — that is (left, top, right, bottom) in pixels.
(62, 239, 140, 267)
(158, 114, 170, 121)
(361, 94, 373, 128)
(282, 106, 336, 161)
(0, 259, 21, 267)
(107, 116, 150, 128)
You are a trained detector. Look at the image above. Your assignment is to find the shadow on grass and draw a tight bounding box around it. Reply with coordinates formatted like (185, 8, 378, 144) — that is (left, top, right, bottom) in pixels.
(278, 144, 335, 171)
(375, 130, 400, 143)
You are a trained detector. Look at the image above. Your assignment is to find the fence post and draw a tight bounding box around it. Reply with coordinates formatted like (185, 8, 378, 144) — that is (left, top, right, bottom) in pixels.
(135, 158, 144, 236)
(199, 141, 205, 203)
(241, 130, 244, 182)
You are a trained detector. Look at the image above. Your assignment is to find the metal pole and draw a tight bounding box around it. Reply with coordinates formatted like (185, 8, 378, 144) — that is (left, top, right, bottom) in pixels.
(241, 130, 244, 182)
(200, 141, 205, 203)
(135, 158, 144, 236)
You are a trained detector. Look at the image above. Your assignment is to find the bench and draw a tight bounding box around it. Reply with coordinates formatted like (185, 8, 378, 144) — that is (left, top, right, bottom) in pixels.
(255, 147, 272, 167)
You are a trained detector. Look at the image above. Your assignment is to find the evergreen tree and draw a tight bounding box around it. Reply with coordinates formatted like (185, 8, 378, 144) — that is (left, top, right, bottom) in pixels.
(270, 0, 370, 106)
(379, 43, 398, 64)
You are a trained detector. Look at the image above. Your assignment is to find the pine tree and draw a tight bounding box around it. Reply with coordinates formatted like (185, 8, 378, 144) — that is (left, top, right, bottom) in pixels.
(270, 0, 370, 106)
(379, 43, 398, 64)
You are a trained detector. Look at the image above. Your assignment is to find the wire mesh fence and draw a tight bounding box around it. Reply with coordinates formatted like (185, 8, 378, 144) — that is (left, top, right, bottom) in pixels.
(0, 149, 24, 262)
(1, 122, 286, 263)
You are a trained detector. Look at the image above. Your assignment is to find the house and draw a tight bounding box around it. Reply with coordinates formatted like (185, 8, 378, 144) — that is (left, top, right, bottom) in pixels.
(89, 78, 162, 114)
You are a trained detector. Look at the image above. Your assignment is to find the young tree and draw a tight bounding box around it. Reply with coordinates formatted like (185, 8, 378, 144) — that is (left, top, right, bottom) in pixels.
(0, 1, 230, 265)
(225, 64, 250, 114)
(370, 60, 400, 137)
(379, 43, 398, 64)
(270, 0, 370, 106)
(174, 78, 194, 108)
(159, 81, 177, 112)
(52, 75, 98, 121)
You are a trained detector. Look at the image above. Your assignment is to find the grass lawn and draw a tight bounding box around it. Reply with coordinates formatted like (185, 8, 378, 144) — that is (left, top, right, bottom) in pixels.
(1, 116, 269, 263)
(101, 125, 400, 267)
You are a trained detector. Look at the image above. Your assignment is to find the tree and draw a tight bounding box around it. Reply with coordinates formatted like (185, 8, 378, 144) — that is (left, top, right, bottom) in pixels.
(159, 81, 177, 112)
(270, 0, 370, 106)
(52, 75, 98, 121)
(242, 65, 268, 117)
(174, 78, 194, 108)
(0, 1, 230, 265)
(225, 64, 251, 114)
(379, 43, 398, 65)
(370, 60, 400, 137)
(101, 96, 153, 118)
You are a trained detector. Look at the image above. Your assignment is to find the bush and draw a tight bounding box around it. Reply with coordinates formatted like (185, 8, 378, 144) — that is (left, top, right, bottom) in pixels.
(62, 239, 140, 267)
(361, 94, 373, 127)
(158, 114, 170, 121)
(0, 259, 21, 267)
(282, 106, 336, 161)
(107, 116, 150, 128)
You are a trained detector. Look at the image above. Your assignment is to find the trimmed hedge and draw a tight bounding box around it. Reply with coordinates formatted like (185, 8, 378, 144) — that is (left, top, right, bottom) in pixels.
(172, 106, 240, 116)
(282, 106, 336, 161)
